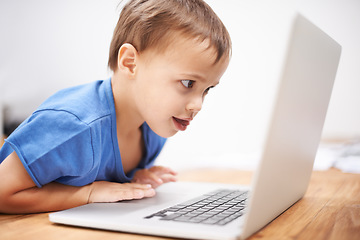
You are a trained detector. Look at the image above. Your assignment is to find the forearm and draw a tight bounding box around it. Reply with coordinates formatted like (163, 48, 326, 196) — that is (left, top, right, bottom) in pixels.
(0, 182, 91, 214)
(0, 152, 156, 214)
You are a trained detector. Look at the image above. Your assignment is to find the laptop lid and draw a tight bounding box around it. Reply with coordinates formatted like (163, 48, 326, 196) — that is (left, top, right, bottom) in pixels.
(241, 13, 341, 239)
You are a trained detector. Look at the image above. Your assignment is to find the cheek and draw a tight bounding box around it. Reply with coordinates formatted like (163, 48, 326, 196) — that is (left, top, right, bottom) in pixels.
(153, 93, 179, 115)
(149, 90, 185, 118)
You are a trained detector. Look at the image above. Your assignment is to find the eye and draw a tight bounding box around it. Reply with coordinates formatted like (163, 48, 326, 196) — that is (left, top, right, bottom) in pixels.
(181, 80, 195, 89)
(204, 86, 214, 96)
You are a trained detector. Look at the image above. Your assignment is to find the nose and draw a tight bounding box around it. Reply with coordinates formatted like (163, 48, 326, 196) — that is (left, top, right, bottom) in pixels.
(186, 95, 203, 114)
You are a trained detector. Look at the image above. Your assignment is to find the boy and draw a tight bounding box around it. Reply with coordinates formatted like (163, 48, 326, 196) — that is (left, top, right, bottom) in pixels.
(0, 0, 231, 214)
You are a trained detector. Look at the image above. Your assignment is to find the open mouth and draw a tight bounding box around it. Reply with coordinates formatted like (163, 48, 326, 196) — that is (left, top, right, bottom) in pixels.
(172, 117, 191, 131)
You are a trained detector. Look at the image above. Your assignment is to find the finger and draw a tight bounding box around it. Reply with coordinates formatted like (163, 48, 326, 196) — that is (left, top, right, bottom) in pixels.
(152, 166, 177, 175)
(88, 182, 155, 203)
(158, 173, 177, 183)
(131, 172, 163, 188)
(116, 184, 156, 200)
(124, 183, 153, 189)
(126, 188, 156, 200)
(146, 171, 164, 185)
(149, 166, 177, 176)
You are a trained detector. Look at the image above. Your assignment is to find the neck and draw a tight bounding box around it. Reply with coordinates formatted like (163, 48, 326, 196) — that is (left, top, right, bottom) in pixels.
(111, 73, 144, 136)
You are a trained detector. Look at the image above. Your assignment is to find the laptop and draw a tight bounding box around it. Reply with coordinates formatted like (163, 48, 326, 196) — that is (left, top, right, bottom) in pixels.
(49, 13, 341, 240)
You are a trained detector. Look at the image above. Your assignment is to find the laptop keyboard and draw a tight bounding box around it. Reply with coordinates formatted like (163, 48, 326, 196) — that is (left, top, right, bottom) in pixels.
(145, 189, 248, 226)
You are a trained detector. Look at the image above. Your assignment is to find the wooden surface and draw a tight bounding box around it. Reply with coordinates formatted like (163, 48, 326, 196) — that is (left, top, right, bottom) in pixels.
(1, 168, 360, 240)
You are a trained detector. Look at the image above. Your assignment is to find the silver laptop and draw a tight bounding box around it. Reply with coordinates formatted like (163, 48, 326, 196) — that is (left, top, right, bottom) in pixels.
(49, 13, 341, 240)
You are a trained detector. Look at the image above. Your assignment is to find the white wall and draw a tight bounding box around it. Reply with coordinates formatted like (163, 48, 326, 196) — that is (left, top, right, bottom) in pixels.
(1, 0, 359, 169)
(0, 0, 119, 123)
(296, 0, 360, 139)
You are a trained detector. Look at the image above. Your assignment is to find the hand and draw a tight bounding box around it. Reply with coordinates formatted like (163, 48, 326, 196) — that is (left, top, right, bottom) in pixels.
(87, 181, 155, 203)
(131, 166, 177, 188)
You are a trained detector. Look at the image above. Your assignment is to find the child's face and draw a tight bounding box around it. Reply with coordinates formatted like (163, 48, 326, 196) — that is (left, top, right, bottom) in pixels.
(133, 37, 229, 138)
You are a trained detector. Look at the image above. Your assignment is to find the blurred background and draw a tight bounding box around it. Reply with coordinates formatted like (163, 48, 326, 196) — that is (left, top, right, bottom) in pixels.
(1, 0, 359, 171)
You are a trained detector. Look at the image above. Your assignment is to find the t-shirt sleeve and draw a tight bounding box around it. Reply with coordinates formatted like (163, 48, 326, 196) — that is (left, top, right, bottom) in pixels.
(5, 110, 94, 187)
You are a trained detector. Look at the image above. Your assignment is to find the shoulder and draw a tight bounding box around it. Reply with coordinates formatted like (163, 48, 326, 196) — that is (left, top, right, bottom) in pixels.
(10, 109, 94, 160)
(24, 109, 91, 136)
(38, 79, 113, 124)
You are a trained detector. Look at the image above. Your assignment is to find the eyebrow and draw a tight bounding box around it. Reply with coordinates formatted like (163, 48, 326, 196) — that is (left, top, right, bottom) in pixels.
(182, 73, 206, 82)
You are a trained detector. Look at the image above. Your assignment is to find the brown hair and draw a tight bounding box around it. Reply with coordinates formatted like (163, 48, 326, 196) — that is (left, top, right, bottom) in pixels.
(108, 0, 232, 72)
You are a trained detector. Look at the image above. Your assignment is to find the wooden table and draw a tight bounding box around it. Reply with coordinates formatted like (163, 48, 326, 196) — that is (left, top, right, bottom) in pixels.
(1, 168, 360, 240)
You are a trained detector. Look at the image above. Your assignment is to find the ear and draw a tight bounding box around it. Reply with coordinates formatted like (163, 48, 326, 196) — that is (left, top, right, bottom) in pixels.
(117, 43, 138, 78)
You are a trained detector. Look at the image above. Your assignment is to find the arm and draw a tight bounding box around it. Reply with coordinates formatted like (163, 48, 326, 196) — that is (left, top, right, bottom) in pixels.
(0, 152, 155, 214)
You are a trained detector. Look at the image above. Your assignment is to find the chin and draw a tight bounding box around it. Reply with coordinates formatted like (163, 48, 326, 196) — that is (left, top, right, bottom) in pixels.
(157, 130, 178, 138)
(146, 124, 176, 138)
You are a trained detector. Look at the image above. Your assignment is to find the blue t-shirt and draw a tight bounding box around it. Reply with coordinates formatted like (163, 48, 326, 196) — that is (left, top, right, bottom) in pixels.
(0, 79, 166, 188)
